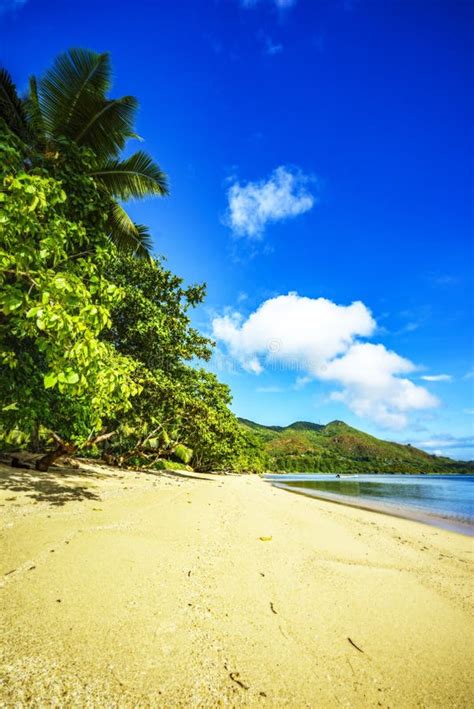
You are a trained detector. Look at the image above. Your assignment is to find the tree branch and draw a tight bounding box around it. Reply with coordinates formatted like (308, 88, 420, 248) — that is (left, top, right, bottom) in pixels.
(84, 430, 117, 446)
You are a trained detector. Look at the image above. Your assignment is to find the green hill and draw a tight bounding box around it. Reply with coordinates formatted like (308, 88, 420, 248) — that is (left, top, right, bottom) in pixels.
(238, 418, 473, 474)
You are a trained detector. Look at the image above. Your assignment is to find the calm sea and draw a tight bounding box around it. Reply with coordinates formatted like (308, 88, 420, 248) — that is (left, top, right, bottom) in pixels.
(265, 474, 474, 535)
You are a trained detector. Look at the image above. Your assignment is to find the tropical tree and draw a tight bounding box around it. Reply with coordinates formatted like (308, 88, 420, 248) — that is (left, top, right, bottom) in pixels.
(0, 49, 167, 257)
(101, 254, 246, 471)
(0, 122, 140, 469)
(0, 51, 266, 473)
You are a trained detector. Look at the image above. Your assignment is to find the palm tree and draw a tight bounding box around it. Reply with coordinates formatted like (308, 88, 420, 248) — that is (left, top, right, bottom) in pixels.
(0, 49, 168, 257)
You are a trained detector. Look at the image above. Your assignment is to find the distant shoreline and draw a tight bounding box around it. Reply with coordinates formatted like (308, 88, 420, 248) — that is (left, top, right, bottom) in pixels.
(263, 469, 473, 475)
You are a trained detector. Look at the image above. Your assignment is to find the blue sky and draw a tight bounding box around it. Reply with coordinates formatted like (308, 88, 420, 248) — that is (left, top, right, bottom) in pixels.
(1, 0, 473, 458)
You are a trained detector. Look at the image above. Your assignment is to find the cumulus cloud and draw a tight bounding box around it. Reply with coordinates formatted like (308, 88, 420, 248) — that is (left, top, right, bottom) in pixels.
(212, 293, 439, 430)
(320, 344, 438, 429)
(225, 166, 316, 239)
(420, 374, 452, 382)
(212, 294, 375, 371)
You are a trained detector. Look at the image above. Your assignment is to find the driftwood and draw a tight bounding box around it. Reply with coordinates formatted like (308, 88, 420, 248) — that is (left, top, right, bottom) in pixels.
(34, 430, 116, 471)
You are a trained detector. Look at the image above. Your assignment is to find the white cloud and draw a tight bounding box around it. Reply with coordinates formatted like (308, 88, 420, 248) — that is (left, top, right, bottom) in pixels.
(225, 166, 316, 239)
(244, 357, 264, 374)
(256, 385, 284, 393)
(409, 435, 474, 461)
(420, 374, 452, 382)
(417, 435, 474, 450)
(320, 343, 438, 429)
(295, 375, 312, 389)
(419, 439, 455, 448)
(212, 294, 375, 372)
(212, 293, 439, 430)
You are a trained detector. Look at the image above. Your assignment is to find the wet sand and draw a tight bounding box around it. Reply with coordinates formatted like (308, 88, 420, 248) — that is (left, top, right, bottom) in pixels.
(1, 461, 473, 707)
(271, 480, 474, 536)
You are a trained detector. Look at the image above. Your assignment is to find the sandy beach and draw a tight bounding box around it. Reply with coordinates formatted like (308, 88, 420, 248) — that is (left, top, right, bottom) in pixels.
(1, 461, 473, 708)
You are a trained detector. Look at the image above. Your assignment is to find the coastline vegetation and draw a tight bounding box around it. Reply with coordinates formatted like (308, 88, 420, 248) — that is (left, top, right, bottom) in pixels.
(0, 48, 256, 473)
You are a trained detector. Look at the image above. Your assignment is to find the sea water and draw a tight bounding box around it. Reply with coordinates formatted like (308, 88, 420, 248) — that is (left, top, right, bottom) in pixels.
(265, 474, 474, 535)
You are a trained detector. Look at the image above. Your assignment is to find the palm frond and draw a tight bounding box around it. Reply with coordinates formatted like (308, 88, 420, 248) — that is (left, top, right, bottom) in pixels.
(108, 203, 153, 258)
(133, 224, 154, 259)
(74, 95, 138, 160)
(90, 150, 169, 200)
(38, 48, 111, 138)
(25, 76, 46, 146)
(0, 68, 30, 141)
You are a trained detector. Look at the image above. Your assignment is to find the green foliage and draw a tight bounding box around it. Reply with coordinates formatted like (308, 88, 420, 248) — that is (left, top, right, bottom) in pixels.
(101, 254, 246, 472)
(0, 126, 139, 449)
(173, 444, 193, 465)
(226, 427, 271, 474)
(152, 459, 192, 472)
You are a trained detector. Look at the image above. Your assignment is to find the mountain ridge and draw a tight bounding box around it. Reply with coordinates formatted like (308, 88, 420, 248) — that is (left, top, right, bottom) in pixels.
(238, 418, 473, 474)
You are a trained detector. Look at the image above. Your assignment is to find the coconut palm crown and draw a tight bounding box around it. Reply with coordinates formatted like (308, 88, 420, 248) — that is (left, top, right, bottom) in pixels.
(0, 48, 168, 257)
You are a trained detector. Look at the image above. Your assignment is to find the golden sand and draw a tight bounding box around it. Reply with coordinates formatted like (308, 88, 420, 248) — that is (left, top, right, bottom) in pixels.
(1, 461, 473, 707)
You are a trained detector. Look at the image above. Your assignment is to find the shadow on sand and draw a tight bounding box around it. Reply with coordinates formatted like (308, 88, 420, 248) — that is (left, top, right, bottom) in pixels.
(0, 463, 106, 507)
(153, 469, 215, 483)
(0, 458, 215, 507)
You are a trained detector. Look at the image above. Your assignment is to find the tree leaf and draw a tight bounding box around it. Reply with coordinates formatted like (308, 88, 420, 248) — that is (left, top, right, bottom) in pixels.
(44, 372, 57, 389)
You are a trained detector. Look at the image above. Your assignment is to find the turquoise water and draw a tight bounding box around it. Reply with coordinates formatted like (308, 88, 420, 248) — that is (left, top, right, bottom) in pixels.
(265, 474, 474, 535)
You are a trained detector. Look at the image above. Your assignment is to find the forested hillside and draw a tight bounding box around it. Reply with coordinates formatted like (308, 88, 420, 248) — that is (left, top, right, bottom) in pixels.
(239, 419, 473, 474)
